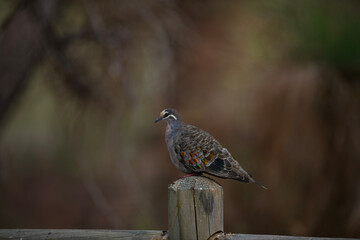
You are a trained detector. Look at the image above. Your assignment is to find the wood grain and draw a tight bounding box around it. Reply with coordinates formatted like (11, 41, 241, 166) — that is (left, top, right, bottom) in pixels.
(209, 232, 357, 240)
(0, 230, 354, 240)
(168, 176, 223, 240)
(0, 229, 168, 240)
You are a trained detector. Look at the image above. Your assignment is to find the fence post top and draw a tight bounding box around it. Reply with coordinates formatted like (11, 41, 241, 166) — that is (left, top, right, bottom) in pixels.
(169, 176, 222, 191)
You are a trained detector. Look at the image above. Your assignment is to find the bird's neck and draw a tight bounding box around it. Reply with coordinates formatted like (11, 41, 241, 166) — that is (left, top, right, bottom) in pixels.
(167, 120, 183, 133)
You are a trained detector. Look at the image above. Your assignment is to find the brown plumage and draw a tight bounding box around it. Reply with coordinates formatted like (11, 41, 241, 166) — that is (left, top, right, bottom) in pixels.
(155, 108, 266, 189)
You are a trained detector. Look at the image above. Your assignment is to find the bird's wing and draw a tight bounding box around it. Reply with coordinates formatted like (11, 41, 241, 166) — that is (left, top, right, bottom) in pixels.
(173, 125, 251, 182)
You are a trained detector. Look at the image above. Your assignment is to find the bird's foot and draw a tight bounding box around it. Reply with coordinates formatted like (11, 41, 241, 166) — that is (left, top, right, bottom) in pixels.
(181, 172, 202, 178)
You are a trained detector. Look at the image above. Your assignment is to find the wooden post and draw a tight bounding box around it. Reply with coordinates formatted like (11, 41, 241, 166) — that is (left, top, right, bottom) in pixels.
(168, 176, 223, 240)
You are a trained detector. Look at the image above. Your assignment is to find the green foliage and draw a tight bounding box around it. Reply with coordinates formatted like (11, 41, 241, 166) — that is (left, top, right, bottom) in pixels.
(275, 1, 360, 74)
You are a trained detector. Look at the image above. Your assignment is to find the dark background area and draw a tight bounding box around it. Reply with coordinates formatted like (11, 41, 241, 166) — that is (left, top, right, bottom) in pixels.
(0, 0, 359, 238)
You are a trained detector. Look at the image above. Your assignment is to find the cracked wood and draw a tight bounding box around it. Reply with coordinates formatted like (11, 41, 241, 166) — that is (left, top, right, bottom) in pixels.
(168, 176, 223, 240)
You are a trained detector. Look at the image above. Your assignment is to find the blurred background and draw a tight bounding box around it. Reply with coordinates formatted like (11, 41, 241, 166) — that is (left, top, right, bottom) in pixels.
(0, 0, 360, 238)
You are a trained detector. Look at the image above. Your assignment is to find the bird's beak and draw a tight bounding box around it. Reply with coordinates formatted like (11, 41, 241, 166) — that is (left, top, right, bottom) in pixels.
(154, 116, 162, 123)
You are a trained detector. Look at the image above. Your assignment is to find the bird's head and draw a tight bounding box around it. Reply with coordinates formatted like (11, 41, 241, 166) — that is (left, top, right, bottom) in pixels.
(154, 108, 181, 124)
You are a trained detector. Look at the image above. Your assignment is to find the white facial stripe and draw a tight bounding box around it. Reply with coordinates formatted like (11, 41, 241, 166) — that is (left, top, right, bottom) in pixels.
(163, 113, 177, 120)
(168, 114, 177, 120)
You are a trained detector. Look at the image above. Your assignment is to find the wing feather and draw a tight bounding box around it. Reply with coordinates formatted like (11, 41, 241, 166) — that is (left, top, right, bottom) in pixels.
(174, 125, 231, 173)
(173, 125, 253, 183)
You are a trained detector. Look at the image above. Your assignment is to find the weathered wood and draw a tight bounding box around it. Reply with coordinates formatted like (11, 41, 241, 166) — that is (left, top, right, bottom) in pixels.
(0, 230, 356, 240)
(209, 232, 358, 240)
(0, 229, 168, 240)
(168, 176, 223, 240)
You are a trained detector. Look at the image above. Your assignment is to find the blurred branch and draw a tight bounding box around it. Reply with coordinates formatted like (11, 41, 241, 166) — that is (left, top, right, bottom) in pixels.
(0, 0, 59, 128)
(0, 0, 30, 32)
(29, 2, 113, 111)
(0, 0, 114, 129)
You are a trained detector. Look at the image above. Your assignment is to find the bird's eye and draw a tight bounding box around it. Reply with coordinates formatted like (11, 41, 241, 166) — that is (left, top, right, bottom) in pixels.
(163, 112, 169, 118)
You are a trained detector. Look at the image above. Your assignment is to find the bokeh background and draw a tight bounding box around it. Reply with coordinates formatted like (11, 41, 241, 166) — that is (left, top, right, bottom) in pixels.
(0, 0, 360, 238)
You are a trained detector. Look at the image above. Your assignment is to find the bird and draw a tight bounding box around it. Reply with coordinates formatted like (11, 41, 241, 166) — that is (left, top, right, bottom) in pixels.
(155, 108, 266, 189)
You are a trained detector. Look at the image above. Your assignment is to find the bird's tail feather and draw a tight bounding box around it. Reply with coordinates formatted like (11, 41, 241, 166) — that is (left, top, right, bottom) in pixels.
(250, 178, 267, 190)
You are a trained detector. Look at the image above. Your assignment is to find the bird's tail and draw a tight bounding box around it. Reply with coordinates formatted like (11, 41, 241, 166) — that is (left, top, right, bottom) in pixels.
(235, 166, 268, 190)
(250, 178, 267, 190)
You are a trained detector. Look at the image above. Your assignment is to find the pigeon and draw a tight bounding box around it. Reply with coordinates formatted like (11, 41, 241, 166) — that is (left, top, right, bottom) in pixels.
(155, 108, 266, 189)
